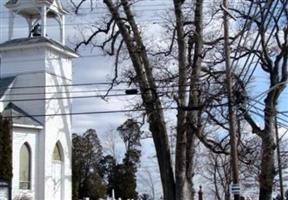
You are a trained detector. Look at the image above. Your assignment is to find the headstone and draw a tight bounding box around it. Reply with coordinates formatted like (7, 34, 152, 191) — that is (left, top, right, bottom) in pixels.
(0, 181, 9, 200)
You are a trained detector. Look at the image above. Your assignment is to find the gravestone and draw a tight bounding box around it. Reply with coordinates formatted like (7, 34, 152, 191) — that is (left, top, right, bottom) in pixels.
(0, 181, 9, 200)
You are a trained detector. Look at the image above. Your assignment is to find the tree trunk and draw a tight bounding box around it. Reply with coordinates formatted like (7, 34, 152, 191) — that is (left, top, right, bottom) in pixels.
(259, 136, 275, 200)
(185, 0, 204, 199)
(173, 0, 190, 199)
(259, 95, 277, 200)
(148, 109, 176, 200)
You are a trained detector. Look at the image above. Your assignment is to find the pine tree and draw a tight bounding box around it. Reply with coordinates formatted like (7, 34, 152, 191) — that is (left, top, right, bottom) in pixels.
(0, 116, 12, 182)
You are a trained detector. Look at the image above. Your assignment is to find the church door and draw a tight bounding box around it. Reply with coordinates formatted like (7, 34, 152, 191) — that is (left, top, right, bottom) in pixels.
(52, 143, 63, 200)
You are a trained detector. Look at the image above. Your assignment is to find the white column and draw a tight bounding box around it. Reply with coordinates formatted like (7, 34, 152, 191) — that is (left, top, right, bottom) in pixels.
(27, 18, 33, 37)
(8, 11, 15, 40)
(41, 5, 47, 37)
(60, 15, 65, 45)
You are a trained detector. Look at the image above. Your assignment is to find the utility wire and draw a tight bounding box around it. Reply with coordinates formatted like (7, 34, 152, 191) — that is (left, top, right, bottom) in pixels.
(0, 3, 280, 65)
(249, 109, 288, 130)
(238, 0, 279, 80)
(249, 105, 288, 130)
(0, 73, 286, 101)
(2, 81, 285, 101)
(0, 93, 138, 102)
(0, 84, 197, 96)
(0, 54, 111, 64)
(0, 6, 173, 17)
(0, 78, 223, 91)
(0, 88, 190, 102)
(0, 3, 173, 14)
(4, 100, 288, 131)
(1, 88, 136, 96)
(3, 92, 288, 129)
(250, 103, 288, 126)
(0, 1, 245, 14)
(244, 0, 288, 85)
(0, 81, 124, 89)
(231, 1, 258, 70)
(4, 107, 177, 118)
(0, 19, 162, 27)
(0, 17, 165, 27)
(0, 52, 131, 63)
(248, 97, 288, 119)
(0, 87, 223, 102)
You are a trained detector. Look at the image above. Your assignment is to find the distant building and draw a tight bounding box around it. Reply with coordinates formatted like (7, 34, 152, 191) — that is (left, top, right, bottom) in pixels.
(0, 0, 78, 199)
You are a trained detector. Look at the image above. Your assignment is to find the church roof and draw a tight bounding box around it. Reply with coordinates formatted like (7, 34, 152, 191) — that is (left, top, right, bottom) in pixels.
(0, 37, 77, 56)
(0, 76, 16, 99)
(2, 103, 43, 128)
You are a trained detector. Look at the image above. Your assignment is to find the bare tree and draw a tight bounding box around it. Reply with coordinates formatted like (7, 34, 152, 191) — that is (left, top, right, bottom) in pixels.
(233, 1, 288, 199)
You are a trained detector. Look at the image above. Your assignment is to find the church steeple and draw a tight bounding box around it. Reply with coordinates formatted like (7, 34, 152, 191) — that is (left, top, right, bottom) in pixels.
(5, 0, 67, 44)
(0, 2, 76, 200)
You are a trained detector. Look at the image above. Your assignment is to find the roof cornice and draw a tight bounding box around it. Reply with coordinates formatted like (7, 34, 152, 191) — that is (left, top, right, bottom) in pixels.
(0, 38, 79, 58)
(13, 123, 43, 130)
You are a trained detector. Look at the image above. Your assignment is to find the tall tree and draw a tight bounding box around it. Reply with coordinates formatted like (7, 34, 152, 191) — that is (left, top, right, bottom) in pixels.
(72, 129, 106, 200)
(118, 119, 142, 199)
(101, 119, 142, 199)
(0, 116, 12, 182)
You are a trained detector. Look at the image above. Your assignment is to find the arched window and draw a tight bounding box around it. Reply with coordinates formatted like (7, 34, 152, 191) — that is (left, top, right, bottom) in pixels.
(19, 143, 31, 190)
(52, 142, 63, 161)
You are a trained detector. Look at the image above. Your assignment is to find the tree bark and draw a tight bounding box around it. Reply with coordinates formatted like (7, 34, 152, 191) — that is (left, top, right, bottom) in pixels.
(259, 92, 277, 200)
(259, 136, 275, 200)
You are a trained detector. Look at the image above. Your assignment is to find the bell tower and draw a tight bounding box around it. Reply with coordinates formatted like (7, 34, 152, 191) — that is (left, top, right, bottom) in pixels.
(6, 0, 67, 44)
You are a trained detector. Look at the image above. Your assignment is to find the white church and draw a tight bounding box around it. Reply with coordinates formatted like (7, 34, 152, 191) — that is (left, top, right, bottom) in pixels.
(0, 0, 78, 199)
